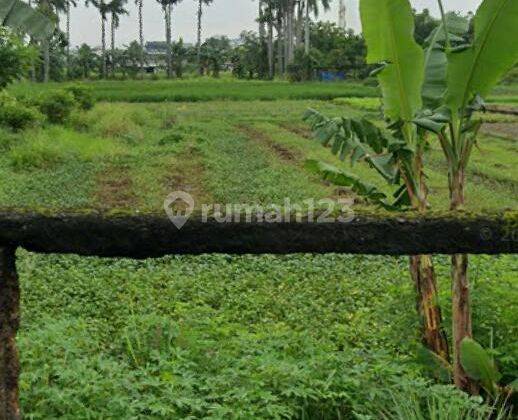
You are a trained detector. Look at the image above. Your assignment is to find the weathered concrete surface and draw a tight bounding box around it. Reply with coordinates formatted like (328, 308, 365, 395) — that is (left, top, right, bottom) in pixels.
(0, 247, 20, 420)
(0, 210, 516, 258)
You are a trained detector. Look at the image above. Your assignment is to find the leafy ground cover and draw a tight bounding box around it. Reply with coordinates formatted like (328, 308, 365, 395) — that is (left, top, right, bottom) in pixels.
(1, 81, 517, 418)
(1, 100, 516, 212)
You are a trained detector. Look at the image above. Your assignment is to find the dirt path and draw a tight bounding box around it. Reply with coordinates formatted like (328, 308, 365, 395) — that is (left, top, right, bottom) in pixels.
(94, 164, 137, 210)
(163, 144, 211, 210)
(277, 122, 313, 140)
(235, 124, 300, 162)
(481, 123, 518, 140)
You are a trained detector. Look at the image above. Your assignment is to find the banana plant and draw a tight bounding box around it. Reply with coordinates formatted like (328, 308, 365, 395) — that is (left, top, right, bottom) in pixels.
(304, 0, 451, 365)
(460, 338, 518, 404)
(0, 0, 53, 39)
(414, 0, 518, 393)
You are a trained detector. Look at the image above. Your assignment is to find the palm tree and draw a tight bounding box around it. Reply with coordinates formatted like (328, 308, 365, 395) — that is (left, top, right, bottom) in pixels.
(108, 0, 128, 77)
(196, 0, 214, 73)
(65, 0, 77, 78)
(157, 0, 183, 78)
(85, 0, 111, 78)
(135, 0, 144, 76)
(303, 0, 331, 54)
(35, 0, 68, 82)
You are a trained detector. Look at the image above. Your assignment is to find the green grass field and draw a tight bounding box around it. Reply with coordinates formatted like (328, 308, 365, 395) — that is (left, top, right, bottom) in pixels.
(9, 78, 379, 103)
(2, 79, 517, 418)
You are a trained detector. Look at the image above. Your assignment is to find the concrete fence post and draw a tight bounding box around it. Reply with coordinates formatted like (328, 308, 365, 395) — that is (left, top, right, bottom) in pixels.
(0, 247, 21, 420)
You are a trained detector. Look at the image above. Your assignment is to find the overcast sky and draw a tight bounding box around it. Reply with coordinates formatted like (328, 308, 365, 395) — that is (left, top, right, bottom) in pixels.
(66, 0, 482, 48)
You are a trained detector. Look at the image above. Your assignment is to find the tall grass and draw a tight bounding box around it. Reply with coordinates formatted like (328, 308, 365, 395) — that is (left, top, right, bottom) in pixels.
(9, 126, 125, 170)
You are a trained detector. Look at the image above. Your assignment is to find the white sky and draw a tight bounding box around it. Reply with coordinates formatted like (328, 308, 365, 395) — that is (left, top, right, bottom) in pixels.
(66, 0, 482, 48)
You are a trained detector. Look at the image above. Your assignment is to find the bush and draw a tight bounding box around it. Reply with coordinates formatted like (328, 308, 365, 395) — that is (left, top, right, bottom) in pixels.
(0, 28, 35, 89)
(65, 85, 95, 111)
(38, 90, 76, 124)
(0, 92, 43, 131)
(9, 138, 64, 170)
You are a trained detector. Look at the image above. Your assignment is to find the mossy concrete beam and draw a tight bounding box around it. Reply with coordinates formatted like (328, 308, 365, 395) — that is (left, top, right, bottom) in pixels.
(0, 210, 516, 258)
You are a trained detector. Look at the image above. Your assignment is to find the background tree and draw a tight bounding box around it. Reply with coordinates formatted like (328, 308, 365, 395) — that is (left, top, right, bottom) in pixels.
(108, 0, 128, 77)
(413, 8, 439, 45)
(35, 0, 65, 82)
(157, 0, 183, 78)
(232, 30, 267, 79)
(73, 42, 97, 78)
(303, 0, 331, 54)
(196, 0, 213, 74)
(85, 0, 110, 78)
(199, 35, 230, 77)
(124, 40, 144, 77)
(171, 38, 187, 77)
(134, 0, 144, 76)
(0, 27, 35, 88)
(65, 0, 77, 78)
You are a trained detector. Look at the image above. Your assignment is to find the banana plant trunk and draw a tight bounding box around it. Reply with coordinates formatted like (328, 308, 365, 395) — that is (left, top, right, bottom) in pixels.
(410, 255, 450, 362)
(0, 247, 21, 420)
(450, 169, 479, 393)
(407, 152, 450, 363)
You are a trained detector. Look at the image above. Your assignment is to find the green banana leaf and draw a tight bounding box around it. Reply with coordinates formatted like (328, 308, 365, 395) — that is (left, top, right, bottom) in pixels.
(422, 13, 469, 110)
(360, 0, 424, 123)
(446, 0, 518, 115)
(460, 338, 501, 397)
(0, 0, 53, 39)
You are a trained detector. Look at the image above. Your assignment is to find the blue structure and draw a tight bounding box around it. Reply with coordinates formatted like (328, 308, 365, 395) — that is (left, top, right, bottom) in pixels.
(319, 70, 346, 82)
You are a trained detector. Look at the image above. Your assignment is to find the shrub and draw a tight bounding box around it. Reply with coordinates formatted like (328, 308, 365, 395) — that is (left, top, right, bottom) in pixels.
(9, 138, 64, 170)
(65, 85, 95, 111)
(0, 92, 43, 131)
(38, 90, 76, 124)
(0, 28, 35, 89)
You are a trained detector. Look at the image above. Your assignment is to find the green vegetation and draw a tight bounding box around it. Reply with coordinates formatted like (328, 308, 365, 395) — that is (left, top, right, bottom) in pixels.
(9, 78, 379, 103)
(0, 76, 516, 418)
(1, 0, 517, 414)
(17, 251, 517, 418)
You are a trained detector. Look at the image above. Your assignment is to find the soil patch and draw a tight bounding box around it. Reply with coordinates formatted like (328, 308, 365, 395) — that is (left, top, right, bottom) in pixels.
(95, 165, 137, 209)
(163, 145, 209, 209)
(277, 122, 313, 140)
(236, 124, 299, 162)
(481, 123, 518, 140)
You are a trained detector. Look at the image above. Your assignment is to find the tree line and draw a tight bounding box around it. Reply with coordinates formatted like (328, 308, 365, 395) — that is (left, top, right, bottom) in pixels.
(13, 1, 491, 85)
(25, 0, 362, 81)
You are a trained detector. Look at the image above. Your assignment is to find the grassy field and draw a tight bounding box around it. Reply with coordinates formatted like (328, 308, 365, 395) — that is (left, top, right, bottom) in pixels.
(1, 79, 517, 418)
(9, 78, 379, 103)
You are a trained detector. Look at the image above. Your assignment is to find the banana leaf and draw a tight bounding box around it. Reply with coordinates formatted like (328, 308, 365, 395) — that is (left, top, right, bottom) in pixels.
(0, 0, 53, 39)
(446, 0, 518, 116)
